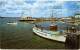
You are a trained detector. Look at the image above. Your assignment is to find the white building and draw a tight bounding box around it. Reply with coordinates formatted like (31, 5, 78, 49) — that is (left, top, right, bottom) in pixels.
(75, 14, 80, 18)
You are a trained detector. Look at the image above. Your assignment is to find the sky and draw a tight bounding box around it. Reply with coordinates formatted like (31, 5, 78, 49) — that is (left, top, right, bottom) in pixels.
(0, 0, 80, 18)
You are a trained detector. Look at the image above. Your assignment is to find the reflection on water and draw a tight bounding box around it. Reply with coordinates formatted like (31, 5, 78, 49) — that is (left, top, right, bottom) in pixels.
(0, 17, 65, 49)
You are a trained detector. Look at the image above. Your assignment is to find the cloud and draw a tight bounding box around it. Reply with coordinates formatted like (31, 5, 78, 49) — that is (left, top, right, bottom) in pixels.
(0, 0, 80, 17)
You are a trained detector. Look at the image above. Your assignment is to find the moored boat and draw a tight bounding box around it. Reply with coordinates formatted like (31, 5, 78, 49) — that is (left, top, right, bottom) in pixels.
(33, 25, 66, 42)
(7, 22, 17, 25)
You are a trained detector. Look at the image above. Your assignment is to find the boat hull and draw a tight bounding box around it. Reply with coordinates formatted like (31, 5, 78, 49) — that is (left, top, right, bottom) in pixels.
(33, 27, 66, 42)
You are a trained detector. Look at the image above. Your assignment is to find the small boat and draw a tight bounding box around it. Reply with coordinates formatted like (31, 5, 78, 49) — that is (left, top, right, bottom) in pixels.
(7, 22, 17, 25)
(33, 25, 66, 42)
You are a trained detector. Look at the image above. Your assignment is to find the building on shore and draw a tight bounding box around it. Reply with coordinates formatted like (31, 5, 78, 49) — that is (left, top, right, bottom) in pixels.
(19, 16, 36, 21)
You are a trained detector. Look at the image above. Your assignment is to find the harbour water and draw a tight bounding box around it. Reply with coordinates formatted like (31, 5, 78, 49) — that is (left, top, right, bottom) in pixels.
(0, 17, 65, 49)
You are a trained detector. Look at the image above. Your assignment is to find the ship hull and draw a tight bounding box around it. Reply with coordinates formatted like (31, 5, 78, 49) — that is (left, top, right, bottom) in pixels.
(33, 27, 66, 42)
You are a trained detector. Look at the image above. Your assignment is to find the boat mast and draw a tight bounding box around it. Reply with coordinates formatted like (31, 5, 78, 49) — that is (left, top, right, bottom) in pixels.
(50, 5, 54, 23)
(51, 6, 53, 19)
(21, 10, 24, 17)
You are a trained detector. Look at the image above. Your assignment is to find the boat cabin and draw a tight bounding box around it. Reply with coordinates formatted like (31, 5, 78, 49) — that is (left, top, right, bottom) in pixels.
(49, 24, 58, 31)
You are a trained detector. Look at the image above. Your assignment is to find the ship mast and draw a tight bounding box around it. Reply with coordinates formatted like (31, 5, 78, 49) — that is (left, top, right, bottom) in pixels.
(21, 10, 24, 17)
(50, 5, 54, 23)
(51, 6, 54, 19)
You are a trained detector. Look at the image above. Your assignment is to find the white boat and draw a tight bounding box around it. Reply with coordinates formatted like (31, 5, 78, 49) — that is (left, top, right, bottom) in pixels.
(33, 26, 66, 42)
(7, 22, 17, 25)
